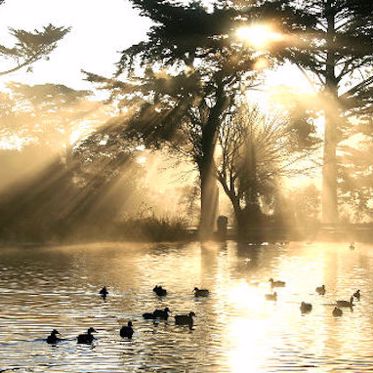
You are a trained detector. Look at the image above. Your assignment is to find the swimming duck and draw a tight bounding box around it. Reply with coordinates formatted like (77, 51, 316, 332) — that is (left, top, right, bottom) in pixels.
(46, 329, 61, 344)
(336, 296, 354, 308)
(175, 312, 196, 328)
(143, 307, 171, 320)
(316, 285, 326, 295)
(353, 289, 360, 300)
(99, 286, 109, 299)
(77, 327, 97, 344)
(269, 278, 286, 287)
(349, 242, 355, 250)
(265, 292, 277, 301)
(332, 307, 343, 317)
(120, 321, 134, 339)
(300, 302, 312, 313)
(153, 285, 167, 296)
(193, 287, 209, 297)
(153, 307, 171, 319)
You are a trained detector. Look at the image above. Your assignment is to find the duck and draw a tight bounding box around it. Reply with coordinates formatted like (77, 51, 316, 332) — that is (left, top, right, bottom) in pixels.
(77, 327, 97, 344)
(269, 278, 286, 287)
(353, 289, 360, 300)
(175, 312, 196, 328)
(46, 329, 61, 344)
(153, 307, 171, 319)
(143, 307, 171, 320)
(332, 307, 343, 317)
(99, 286, 109, 299)
(153, 285, 167, 296)
(349, 242, 355, 250)
(336, 296, 354, 308)
(265, 292, 277, 301)
(193, 287, 209, 297)
(120, 321, 134, 339)
(316, 285, 326, 295)
(300, 302, 312, 313)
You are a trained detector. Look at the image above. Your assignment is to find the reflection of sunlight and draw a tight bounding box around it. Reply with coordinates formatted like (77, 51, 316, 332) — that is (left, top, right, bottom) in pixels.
(236, 24, 284, 49)
(229, 318, 273, 373)
(227, 281, 266, 310)
(226, 282, 274, 373)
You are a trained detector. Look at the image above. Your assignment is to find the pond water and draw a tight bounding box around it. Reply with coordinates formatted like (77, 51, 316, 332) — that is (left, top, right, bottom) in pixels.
(0, 241, 372, 373)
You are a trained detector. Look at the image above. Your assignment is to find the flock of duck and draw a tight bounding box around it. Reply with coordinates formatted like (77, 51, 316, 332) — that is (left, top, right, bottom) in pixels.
(46, 285, 209, 345)
(264, 278, 361, 317)
(46, 242, 360, 345)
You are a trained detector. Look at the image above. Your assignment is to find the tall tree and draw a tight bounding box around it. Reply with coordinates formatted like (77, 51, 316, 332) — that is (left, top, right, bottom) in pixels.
(86, 0, 310, 237)
(338, 116, 373, 221)
(283, 0, 373, 223)
(86, 1, 256, 237)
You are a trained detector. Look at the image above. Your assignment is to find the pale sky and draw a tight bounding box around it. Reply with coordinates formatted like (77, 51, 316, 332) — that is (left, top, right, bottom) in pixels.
(0, 0, 315, 95)
(0, 0, 152, 90)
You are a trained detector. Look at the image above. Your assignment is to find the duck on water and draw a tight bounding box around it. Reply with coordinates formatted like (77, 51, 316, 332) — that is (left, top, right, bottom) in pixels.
(193, 287, 209, 297)
(336, 296, 354, 308)
(175, 312, 196, 329)
(77, 327, 97, 344)
(316, 285, 326, 295)
(143, 307, 171, 320)
(153, 285, 167, 296)
(332, 307, 343, 317)
(46, 329, 61, 344)
(99, 286, 109, 299)
(300, 302, 312, 314)
(120, 321, 134, 339)
(269, 278, 286, 288)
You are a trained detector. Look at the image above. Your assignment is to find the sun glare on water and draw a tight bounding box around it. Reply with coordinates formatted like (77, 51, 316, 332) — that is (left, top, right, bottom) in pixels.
(225, 282, 275, 373)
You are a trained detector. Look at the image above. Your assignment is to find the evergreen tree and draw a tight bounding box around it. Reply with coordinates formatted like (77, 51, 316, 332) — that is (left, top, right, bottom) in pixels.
(282, 0, 373, 223)
(86, 0, 309, 237)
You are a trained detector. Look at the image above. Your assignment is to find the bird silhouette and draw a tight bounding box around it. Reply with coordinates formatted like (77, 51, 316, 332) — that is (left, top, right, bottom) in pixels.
(120, 321, 134, 339)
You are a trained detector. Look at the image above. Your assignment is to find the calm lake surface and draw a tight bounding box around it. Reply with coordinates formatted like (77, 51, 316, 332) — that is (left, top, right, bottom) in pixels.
(0, 241, 372, 373)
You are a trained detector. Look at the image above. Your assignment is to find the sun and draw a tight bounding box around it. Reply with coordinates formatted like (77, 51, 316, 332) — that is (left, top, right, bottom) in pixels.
(236, 24, 284, 49)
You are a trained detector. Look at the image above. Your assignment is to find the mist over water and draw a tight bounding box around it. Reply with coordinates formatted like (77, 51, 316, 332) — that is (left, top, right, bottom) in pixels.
(0, 241, 372, 372)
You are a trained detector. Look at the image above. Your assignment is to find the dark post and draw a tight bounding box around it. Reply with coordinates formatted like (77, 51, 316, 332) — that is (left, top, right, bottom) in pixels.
(216, 215, 228, 240)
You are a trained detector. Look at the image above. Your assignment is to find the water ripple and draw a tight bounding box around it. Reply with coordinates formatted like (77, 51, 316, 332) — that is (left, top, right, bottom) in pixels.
(0, 241, 372, 372)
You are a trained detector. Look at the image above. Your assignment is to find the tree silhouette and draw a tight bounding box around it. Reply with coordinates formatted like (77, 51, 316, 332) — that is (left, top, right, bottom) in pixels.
(217, 104, 317, 238)
(0, 24, 70, 76)
(85, 1, 254, 237)
(85, 0, 311, 237)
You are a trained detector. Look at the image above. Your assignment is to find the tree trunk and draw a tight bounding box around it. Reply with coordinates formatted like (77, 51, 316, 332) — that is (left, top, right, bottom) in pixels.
(199, 166, 219, 239)
(322, 0, 339, 224)
(198, 82, 228, 239)
(322, 95, 338, 224)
